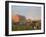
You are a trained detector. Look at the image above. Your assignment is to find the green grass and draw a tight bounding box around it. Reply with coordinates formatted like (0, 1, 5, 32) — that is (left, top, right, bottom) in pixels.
(12, 25, 33, 31)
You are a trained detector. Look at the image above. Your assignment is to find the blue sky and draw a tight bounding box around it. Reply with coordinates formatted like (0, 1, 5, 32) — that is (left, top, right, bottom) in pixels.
(11, 5, 41, 20)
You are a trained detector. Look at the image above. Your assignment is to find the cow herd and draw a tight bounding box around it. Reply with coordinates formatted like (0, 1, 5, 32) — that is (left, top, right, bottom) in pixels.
(12, 19, 41, 31)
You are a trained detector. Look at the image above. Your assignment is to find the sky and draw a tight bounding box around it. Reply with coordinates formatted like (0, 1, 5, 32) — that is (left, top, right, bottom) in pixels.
(11, 5, 41, 20)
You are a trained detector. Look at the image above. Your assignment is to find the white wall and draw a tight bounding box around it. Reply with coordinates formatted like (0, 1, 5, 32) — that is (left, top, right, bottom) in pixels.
(0, 0, 46, 37)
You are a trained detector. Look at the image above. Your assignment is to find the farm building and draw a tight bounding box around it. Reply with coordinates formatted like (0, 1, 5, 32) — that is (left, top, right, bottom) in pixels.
(12, 15, 26, 25)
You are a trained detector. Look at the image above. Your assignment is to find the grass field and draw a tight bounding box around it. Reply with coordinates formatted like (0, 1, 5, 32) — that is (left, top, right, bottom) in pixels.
(12, 22, 41, 31)
(12, 25, 34, 31)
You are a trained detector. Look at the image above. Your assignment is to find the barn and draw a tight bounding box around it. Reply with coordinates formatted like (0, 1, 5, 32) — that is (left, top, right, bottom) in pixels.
(12, 15, 26, 25)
